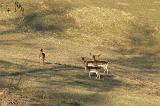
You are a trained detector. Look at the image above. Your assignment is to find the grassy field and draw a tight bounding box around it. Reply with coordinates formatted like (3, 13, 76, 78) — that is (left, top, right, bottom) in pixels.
(0, 0, 160, 106)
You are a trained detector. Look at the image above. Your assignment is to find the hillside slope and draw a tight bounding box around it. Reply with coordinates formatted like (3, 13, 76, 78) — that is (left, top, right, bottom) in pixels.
(0, 0, 160, 106)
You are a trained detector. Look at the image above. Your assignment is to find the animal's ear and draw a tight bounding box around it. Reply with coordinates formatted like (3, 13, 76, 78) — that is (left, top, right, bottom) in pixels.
(81, 56, 84, 59)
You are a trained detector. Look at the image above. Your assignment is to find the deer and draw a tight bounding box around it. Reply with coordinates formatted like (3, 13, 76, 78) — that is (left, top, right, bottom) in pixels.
(81, 56, 101, 79)
(89, 68, 101, 79)
(81, 54, 110, 74)
(15, 1, 21, 12)
(39, 48, 45, 64)
(20, 6, 24, 15)
(81, 56, 96, 71)
(14, 1, 24, 15)
(91, 54, 109, 74)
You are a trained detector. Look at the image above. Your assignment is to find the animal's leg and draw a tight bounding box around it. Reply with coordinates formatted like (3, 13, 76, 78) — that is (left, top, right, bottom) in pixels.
(42, 57, 45, 64)
(96, 72, 99, 79)
(96, 73, 98, 79)
(42, 59, 44, 64)
(15, 4, 17, 12)
(89, 72, 91, 78)
(103, 68, 106, 73)
(85, 66, 87, 71)
(106, 66, 109, 75)
(96, 73, 100, 79)
(98, 74, 101, 79)
(40, 58, 42, 63)
(21, 7, 24, 15)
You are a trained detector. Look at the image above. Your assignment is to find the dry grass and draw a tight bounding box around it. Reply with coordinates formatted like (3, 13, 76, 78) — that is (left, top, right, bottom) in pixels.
(0, 0, 160, 106)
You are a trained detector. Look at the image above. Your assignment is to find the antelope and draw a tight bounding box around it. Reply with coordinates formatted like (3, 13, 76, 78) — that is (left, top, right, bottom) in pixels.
(39, 48, 45, 64)
(14, 1, 24, 15)
(81, 56, 101, 79)
(14, 1, 19, 12)
(20, 7, 24, 15)
(81, 55, 110, 74)
(91, 54, 109, 74)
(89, 68, 101, 79)
(81, 56, 96, 71)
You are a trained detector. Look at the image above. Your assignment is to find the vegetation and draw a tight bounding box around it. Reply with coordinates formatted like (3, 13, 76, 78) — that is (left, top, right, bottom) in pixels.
(0, 0, 160, 106)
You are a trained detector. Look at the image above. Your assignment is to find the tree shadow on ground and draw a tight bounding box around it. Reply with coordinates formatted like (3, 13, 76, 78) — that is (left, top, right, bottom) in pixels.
(0, 1, 75, 36)
(111, 54, 160, 73)
(0, 29, 19, 35)
(0, 60, 27, 73)
(23, 10, 75, 32)
(0, 63, 82, 77)
(0, 61, 126, 90)
(31, 89, 105, 106)
(0, 60, 138, 106)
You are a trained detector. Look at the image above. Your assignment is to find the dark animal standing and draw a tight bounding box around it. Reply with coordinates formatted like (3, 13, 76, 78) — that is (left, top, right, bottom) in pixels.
(14, 1, 24, 15)
(39, 48, 45, 64)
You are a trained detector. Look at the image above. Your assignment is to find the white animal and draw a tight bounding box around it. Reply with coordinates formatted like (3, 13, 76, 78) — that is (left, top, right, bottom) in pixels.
(81, 56, 109, 74)
(89, 69, 101, 79)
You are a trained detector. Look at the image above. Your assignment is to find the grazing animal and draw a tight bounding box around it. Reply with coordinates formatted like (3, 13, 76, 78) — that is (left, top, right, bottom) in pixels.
(91, 55, 109, 74)
(98, 63, 109, 74)
(81, 56, 96, 71)
(81, 56, 101, 79)
(81, 56, 110, 74)
(39, 48, 45, 64)
(88, 68, 101, 79)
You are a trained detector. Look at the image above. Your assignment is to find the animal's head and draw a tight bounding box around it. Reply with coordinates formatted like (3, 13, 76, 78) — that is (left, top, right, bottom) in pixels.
(90, 53, 101, 61)
(40, 48, 43, 52)
(81, 56, 86, 63)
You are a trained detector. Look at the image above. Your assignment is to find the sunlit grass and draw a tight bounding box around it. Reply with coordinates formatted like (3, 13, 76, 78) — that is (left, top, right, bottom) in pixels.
(0, 0, 160, 106)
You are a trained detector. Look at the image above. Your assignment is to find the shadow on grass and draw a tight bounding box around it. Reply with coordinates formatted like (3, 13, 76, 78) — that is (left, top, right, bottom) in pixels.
(0, 60, 25, 90)
(0, 1, 75, 37)
(0, 60, 133, 105)
(0, 60, 28, 76)
(0, 29, 19, 35)
(23, 11, 74, 32)
(33, 90, 104, 106)
(0, 61, 125, 91)
(0, 39, 19, 45)
(107, 54, 160, 86)
(16, 65, 124, 106)
(0, 60, 15, 65)
(112, 54, 160, 72)
(0, 62, 83, 77)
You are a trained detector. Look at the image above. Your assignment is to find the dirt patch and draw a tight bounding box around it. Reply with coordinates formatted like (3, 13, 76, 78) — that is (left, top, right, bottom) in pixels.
(0, 89, 32, 106)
